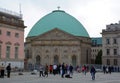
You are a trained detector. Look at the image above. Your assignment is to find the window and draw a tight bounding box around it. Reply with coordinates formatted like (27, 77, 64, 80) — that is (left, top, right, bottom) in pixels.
(106, 59, 110, 65)
(106, 38, 110, 44)
(113, 38, 117, 44)
(6, 46, 10, 58)
(26, 49, 31, 59)
(114, 59, 117, 65)
(106, 49, 110, 55)
(0, 45, 1, 58)
(15, 47, 19, 59)
(15, 33, 19, 38)
(92, 40, 97, 46)
(6, 31, 11, 36)
(0, 30, 1, 35)
(113, 49, 117, 55)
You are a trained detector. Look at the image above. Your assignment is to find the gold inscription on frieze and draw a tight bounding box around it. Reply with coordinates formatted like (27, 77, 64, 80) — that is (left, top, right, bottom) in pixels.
(52, 41, 60, 44)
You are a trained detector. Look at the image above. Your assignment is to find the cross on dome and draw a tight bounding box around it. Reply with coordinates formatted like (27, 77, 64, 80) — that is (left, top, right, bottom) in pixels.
(57, 6, 60, 10)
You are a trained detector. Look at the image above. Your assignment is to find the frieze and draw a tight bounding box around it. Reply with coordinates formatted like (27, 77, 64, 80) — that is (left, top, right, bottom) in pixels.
(32, 40, 80, 46)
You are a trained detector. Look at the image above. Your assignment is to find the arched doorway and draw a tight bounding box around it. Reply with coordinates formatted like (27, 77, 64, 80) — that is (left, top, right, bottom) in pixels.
(54, 55, 59, 65)
(44, 55, 49, 65)
(36, 55, 41, 65)
(72, 55, 77, 67)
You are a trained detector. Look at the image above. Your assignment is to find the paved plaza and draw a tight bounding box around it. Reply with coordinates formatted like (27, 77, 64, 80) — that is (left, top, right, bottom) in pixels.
(0, 72, 120, 83)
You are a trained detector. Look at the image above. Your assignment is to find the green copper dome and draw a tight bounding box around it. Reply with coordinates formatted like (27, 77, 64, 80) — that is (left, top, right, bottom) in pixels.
(28, 10, 89, 37)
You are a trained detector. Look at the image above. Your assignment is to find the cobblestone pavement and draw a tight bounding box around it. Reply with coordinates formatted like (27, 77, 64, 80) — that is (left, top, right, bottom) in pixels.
(0, 72, 120, 83)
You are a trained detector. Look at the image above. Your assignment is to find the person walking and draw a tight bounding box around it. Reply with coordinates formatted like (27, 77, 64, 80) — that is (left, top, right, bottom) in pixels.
(90, 66, 96, 80)
(103, 65, 106, 74)
(39, 65, 44, 77)
(6, 63, 11, 78)
(44, 64, 48, 77)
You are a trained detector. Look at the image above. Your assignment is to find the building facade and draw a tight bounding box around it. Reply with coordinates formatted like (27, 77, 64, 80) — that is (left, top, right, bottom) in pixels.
(25, 10, 91, 69)
(0, 8, 26, 68)
(102, 21, 120, 66)
(91, 37, 102, 64)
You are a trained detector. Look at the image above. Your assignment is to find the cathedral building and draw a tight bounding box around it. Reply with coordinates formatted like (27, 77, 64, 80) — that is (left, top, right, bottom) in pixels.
(25, 10, 91, 68)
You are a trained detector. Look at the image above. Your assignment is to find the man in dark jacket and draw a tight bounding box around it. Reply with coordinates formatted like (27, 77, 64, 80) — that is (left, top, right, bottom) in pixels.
(90, 66, 96, 80)
(6, 63, 11, 78)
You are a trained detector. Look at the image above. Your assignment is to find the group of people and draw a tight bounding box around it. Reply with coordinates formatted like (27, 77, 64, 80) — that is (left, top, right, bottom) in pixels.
(103, 65, 120, 74)
(60, 63, 73, 78)
(0, 63, 11, 78)
(38, 63, 74, 78)
(38, 64, 120, 80)
(77, 65, 96, 80)
(0, 62, 97, 80)
(38, 63, 97, 80)
(2, 62, 120, 81)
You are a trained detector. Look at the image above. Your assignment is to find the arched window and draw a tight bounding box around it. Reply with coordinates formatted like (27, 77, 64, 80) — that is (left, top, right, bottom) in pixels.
(54, 55, 59, 65)
(106, 59, 110, 65)
(36, 55, 41, 65)
(44, 55, 49, 65)
(114, 59, 117, 65)
(72, 55, 77, 67)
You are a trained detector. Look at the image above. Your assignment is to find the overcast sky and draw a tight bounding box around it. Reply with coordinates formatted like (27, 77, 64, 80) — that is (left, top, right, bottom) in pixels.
(1, 0, 120, 39)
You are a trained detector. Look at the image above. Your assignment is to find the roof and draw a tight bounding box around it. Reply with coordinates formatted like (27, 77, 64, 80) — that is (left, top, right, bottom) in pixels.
(27, 10, 89, 37)
(91, 37, 102, 46)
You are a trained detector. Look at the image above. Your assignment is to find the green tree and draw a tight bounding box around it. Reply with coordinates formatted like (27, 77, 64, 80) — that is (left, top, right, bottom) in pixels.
(95, 50, 102, 64)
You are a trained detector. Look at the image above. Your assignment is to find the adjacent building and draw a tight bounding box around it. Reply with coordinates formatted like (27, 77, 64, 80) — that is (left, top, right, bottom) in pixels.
(91, 37, 102, 64)
(0, 8, 26, 68)
(101, 21, 120, 66)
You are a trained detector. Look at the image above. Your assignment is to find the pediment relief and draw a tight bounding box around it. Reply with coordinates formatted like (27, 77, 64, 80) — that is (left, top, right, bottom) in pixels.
(33, 28, 79, 41)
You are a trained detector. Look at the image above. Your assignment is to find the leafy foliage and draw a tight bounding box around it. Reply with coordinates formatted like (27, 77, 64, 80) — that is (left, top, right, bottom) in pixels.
(95, 50, 102, 64)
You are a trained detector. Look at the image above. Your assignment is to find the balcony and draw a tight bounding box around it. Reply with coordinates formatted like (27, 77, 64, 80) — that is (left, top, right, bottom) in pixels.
(0, 16, 25, 28)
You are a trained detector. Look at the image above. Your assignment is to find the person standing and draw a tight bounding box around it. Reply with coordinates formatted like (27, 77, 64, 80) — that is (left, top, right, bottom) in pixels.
(108, 66, 112, 74)
(6, 63, 11, 78)
(49, 65, 53, 74)
(61, 63, 65, 78)
(1, 63, 5, 78)
(90, 66, 96, 80)
(69, 64, 73, 76)
(53, 64, 57, 75)
(103, 65, 106, 74)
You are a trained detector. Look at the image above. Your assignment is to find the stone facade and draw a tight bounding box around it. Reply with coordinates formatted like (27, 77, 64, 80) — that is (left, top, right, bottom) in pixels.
(25, 28, 91, 68)
(101, 22, 120, 66)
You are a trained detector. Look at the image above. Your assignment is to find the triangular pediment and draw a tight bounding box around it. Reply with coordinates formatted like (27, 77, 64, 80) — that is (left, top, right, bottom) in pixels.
(32, 28, 79, 41)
